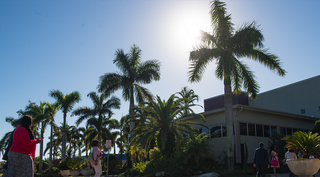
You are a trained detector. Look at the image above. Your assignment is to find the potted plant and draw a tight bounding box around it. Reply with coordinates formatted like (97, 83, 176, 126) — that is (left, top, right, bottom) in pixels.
(80, 162, 93, 177)
(282, 131, 320, 177)
(57, 160, 70, 177)
(67, 157, 82, 177)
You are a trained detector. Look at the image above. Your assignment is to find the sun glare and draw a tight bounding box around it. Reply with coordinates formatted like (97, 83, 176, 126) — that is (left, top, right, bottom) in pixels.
(167, 3, 211, 52)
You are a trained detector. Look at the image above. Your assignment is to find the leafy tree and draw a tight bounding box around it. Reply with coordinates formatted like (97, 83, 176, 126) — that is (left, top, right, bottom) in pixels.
(188, 0, 286, 170)
(98, 44, 161, 132)
(49, 90, 81, 160)
(131, 94, 205, 157)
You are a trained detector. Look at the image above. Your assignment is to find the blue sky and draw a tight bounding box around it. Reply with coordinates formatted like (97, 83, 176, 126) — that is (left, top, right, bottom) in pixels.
(1, 0, 320, 157)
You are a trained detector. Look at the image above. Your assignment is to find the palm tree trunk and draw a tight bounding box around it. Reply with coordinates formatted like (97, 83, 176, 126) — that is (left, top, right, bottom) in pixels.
(224, 84, 234, 171)
(39, 123, 44, 173)
(62, 112, 67, 160)
(129, 87, 135, 132)
(49, 124, 53, 171)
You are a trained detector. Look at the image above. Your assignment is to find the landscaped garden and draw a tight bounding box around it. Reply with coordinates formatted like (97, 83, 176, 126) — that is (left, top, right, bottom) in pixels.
(0, 0, 293, 176)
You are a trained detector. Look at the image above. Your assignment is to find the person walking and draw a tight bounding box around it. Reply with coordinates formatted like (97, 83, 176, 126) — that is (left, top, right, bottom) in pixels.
(271, 145, 280, 177)
(253, 142, 270, 177)
(91, 140, 102, 177)
(3, 115, 42, 177)
(284, 148, 297, 177)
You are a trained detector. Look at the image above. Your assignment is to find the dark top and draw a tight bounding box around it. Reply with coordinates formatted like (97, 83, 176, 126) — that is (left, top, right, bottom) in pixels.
(253, 147, 269, 165)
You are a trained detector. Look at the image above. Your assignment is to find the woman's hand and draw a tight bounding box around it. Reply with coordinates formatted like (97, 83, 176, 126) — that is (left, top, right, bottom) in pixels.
(36, 138, 42, 143)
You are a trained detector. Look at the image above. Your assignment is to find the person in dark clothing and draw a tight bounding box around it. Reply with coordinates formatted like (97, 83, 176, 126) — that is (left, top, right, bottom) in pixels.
(253, 142, 270, 177)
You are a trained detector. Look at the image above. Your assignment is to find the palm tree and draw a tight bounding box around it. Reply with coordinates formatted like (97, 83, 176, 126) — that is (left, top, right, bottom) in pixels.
(43, 102, 59, 171)
(49, 90, 81, 160)
(182, 133, 214, 169)
(0, 116, 21, 159)
(188, 0, 286, 170)
(131, 94, 205, 157)
(72, 91, 120, 145)
(24, 101, 50, 173)
(115, 116, 130, 165)
(98, 44, 161, 132)
(175, 86, 202, 116)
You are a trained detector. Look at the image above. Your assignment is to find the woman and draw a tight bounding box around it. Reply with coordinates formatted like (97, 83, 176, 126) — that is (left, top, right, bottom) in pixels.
(3, 115, 41, 177)
(91, 140, 102, 177)
(270, 145, 280, 177)
(285, 148, 297, 177)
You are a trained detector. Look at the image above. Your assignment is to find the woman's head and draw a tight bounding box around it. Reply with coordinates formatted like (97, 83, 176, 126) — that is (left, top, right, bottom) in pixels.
(19, 115, 34, 140)
(91, 140, 99, 147)
(20, 115, 32, 128)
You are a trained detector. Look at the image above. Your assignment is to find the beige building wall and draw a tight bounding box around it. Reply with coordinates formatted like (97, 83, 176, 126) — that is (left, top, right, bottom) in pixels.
(249, 75, 320, 118)
(188, 105, 316, 164)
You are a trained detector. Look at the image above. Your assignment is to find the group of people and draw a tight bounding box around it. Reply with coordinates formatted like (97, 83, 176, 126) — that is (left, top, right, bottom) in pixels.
(253, 142, 297, 177)
(2, 115, 103, 177)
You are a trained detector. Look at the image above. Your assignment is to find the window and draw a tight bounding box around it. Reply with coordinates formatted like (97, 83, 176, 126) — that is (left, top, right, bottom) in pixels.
(240, 123, 247, 135)
(202, 127, 209, 136)
(280, 127, 286, 135)
(293, 128, 298, 133)
(286, 128, 293, 135)
(301, 109, 306, 114)
(256, 124, 263, 137)
(271, 126, 277, 136)
(222, 124, 227, 137)
(210, 125, 222, 138)
(248, 123, 255, 136)
(263, 125, 270, 137)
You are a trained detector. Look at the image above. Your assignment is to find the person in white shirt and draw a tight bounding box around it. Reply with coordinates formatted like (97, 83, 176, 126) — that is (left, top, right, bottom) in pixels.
(285, 148, 297, 177)
(91, 140, 102, 177)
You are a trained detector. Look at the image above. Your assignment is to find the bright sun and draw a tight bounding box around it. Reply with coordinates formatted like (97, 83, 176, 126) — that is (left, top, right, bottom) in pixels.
(167, 4, 212, 52)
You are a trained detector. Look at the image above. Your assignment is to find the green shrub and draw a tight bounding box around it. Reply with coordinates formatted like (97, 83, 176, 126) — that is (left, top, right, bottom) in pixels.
(123, 161, 150, 176)
(149, 147, 162, 161)
(67, 157, 83, 170)
(57, 160, 69, 170)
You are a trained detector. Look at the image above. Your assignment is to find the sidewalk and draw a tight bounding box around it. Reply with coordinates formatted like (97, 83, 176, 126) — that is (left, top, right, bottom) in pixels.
(267, 171, 320, 177)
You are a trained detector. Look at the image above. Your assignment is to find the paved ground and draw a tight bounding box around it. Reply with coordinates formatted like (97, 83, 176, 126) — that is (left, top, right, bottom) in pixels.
(267, 171, 320, 177)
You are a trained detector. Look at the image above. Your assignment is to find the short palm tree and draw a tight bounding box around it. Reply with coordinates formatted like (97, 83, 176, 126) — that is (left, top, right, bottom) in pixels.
(98, 44, 161, 132)
(131, 94, 205, 157)
(188, 0, 286, 170)
(49, 89, 81, 160)
(282, 131, 320, 158)
(182, 133, 213, 169)
(73, 91, 120, 145)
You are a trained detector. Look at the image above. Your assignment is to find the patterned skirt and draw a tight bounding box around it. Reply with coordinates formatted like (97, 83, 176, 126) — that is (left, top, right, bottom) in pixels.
(2, 151, 34, 177)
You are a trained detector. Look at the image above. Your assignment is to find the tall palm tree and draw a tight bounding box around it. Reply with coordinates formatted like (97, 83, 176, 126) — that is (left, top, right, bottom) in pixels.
(175, 86, 202, 117)
(188, 0, 286, 170)
(72, 91, 120, 144)
(131, 94, 205, 157)
(98, 44, 161, 132)
(49, 90, 81, 160)
(43, 102, 59, 171)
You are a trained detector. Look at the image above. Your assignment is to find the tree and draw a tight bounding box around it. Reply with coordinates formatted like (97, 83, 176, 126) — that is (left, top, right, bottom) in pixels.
(49, 90, 81, 160)
(175, 86, 202, 117)
(72, 91, 120, 145)
(131, 94, 205, 157)
(98, 44, 161, 132)
(188, 0, 286, 170)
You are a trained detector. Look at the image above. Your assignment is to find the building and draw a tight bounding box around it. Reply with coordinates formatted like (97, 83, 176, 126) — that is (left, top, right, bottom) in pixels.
(187, 75, 320, 163)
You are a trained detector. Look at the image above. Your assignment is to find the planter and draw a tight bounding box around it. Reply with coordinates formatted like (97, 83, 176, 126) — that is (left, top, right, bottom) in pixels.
(69, 169, 81, 177)
(80, 168, 93, 177)
(60, 170, 70, 177)
(287, 158, 320, 177)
